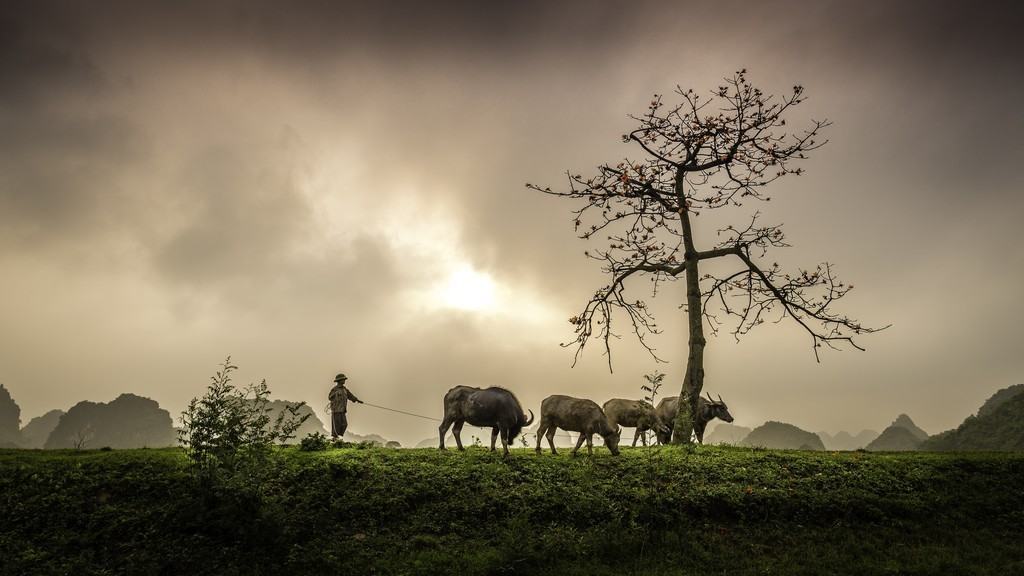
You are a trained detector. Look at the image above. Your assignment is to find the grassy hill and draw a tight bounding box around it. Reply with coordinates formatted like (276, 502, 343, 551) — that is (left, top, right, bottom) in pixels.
(1, 446, 1022, 575)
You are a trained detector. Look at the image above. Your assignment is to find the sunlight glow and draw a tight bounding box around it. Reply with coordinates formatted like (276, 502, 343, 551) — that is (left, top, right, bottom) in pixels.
(437, 266, 497, 312)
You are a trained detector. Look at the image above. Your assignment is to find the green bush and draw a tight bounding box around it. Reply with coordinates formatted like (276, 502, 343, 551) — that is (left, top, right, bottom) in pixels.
(299, 432, 329, 452)
(178, 357, 309, 489)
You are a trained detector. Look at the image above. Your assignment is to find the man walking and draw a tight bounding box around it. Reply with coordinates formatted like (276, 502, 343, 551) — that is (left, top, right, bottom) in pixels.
(329, 373, 363, 439)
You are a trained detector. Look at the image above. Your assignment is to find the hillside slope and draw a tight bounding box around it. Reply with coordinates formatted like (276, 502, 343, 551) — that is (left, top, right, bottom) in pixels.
(922, 391, 1024, 451)
(867, 414, 929, 451)
(977, 383, 1024, 417)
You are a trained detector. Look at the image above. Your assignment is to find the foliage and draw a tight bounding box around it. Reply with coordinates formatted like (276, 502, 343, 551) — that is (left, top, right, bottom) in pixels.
(0, 446, 1022, 575)
(299, 431, 329, 452)
(977, 383, 1024, 418)
(640, 371, 666, 446)
(177, 358, 309, 487)
(922, 391, 1024, 451)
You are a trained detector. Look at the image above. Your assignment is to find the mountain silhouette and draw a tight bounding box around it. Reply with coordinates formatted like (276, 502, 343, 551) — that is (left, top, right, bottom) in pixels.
(45, 394, 176, 449)
(922, 387, 1024, 451)
(20, 409, 65, 449)
(0, 384, 22, 447)
(741, 421, 825, 450)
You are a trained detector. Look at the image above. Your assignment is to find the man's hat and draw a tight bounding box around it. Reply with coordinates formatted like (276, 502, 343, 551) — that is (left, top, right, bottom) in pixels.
(334, 373, 347, 383)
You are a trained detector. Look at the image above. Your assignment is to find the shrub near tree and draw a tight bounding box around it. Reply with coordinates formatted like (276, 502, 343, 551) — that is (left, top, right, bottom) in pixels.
(178, 358, 309, 488)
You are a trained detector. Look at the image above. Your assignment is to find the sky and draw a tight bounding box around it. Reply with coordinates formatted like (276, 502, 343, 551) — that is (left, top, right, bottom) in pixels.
(1, 0, 1022, 446)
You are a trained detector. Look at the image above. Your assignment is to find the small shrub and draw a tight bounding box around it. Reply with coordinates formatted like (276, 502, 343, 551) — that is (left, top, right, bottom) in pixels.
(299, 432, 329, 452)
(178, 357, 310, 490)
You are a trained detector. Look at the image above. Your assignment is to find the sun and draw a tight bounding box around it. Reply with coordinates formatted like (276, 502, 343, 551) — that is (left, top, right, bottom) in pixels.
(437, 266, 497, 312)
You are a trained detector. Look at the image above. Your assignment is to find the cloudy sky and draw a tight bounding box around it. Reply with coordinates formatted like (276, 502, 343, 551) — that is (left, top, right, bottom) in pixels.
(1, 0, 1022, 445)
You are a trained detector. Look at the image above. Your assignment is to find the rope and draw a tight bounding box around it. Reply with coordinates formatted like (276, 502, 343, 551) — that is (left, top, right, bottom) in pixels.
(345, 400, 578, 442)
(360, 401, 441, 422)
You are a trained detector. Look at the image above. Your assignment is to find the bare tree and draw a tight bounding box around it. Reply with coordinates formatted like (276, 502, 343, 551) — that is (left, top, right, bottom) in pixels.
(72, 424, 94, 450)
(530, 70, 886, 443)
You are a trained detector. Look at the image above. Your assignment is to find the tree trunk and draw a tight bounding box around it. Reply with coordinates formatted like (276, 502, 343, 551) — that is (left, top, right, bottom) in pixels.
(672, 171, 706, 444)
(671, 253, 706, 443)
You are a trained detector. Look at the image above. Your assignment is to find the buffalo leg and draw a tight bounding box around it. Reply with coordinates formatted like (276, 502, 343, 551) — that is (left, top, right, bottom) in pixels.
(586, 434, 594, 455)
(499, 427, 510, 456)
(453, 421, 465, 451)
(546, 426, 558, 455)
(490, 428, 499, 451)
(534, 422, 546, 453)
(571, 433, 586, 457)
(438, 417, 454, 450)
(633, 428, 641, 447)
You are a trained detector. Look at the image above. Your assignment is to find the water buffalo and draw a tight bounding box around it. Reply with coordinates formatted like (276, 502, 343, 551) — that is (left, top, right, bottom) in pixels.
(602, 398, 669, 447)
(535, 394, 621, 456)
(654, 394, 734, 444)
(439, 386, 534, 456)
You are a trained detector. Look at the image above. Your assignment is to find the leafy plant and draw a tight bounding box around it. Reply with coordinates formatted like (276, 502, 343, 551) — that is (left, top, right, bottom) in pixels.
(178, 357, 310, 488)
(299, 431, 330, 452)
(641, 371, 666, 446)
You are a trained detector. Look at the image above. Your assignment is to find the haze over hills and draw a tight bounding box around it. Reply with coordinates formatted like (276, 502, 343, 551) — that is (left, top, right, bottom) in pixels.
(19, 409, 64, 449)
(741, 421, 826, 451)
(817, 429, 879, 451)
(704, 423, 752, 445)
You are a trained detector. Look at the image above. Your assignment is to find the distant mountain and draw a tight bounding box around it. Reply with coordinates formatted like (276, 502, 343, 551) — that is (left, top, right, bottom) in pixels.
(704, 423, 751, 445)
(45, 394, 177, 449)
(741, 421, 825, 451)
(345, 431, 401, 447)
(866, 426, 924, 451)
(259, 400, 327, 440)
(865, 414, 928, 451)
(977, 384, 1024, 418)
(20, 410, 65, 449)
(818, 429, 879, 451)
(921, 389, 1024, 452)
(891, 414, 928, 440)
(0, 384, 22, 447)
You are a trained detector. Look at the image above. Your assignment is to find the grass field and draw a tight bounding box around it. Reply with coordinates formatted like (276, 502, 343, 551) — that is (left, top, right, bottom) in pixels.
(1, 445, 1022, 575)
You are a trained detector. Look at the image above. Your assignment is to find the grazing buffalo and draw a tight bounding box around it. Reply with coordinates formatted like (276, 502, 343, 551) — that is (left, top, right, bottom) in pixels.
(535, 395, 621, 456)
(602, 398, 669, 447)
(439, 386, 534, 455)
(654, 394, 734, 444)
